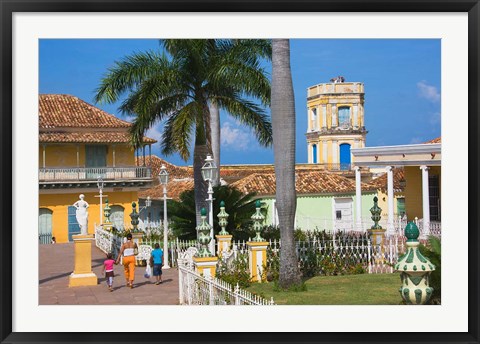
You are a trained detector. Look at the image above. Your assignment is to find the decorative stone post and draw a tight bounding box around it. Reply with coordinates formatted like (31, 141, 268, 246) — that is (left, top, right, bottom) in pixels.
(215, 201, 232, 257)
(68, 234, 98, 287)
(130, 202, 140, 232)
(395, 222, 435, 304)
(247, 200, 269, 283)
(103, 199, 112, 231)
(368, 196, 386, 246)
(193, 208, 218, 277)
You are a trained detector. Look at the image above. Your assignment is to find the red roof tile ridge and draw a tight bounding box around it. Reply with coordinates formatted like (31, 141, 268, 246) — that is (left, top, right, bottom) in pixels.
(39, 94, 133, 128)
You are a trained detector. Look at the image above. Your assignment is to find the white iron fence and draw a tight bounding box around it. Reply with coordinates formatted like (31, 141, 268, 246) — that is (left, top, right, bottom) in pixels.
(177, 256, 274, 306)
(95, 227, 432, 275)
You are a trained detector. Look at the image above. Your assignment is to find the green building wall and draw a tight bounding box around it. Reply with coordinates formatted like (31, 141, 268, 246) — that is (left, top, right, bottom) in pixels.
(261, 192, 377, 232)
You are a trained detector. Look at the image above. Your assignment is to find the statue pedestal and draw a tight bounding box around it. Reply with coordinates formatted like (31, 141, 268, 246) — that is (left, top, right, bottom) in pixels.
(68, 234, 98, 287)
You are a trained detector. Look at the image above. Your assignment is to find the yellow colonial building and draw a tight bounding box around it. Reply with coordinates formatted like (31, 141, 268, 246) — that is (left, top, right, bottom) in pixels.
(39, 94, 156, 243)
(306, 77, 367, 170)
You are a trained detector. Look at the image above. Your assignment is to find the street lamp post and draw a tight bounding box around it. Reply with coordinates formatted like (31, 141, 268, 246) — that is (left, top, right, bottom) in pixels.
(144, 196, 152, 227)
(158, 164, 170, 269)
(97, 176, 104, 225)
(201, 155, 218, 255)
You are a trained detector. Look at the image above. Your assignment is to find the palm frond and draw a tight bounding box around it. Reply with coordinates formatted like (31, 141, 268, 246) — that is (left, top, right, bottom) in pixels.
(160, 101, 198, 160)
(94, 51, 167, 104)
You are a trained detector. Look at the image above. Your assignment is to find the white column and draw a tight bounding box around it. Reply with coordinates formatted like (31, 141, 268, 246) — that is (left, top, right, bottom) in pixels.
(112, 145, 116, 167)
(386, 166, 395, 235)
(420, 165, 431, 237)
(322, 105, 327, 129)
(76, 145, 79, 167)
(332, 140, 338, 165)
(355, 166, 362, 231)
(315, 106, 320, 130)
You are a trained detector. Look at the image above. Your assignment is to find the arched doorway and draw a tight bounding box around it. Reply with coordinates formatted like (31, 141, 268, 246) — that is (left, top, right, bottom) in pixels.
(110, 205, 125, 230)
(39, 208, 53, 244)
(339, 143, 351, 170)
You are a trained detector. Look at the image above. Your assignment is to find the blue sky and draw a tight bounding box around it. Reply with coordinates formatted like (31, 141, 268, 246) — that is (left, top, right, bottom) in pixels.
(39, 39, 441, 166)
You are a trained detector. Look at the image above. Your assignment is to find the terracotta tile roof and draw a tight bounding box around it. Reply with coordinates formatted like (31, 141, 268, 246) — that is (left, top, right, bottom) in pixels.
(136, 155, 191, 180)
(39, 94, 156, 144)
(39, 94, 132, 129)
(139, 179, 194, 201)
(220, 165, 274, 183)
(425, 137, 441, 144)
(231, 170, 375, 196)
(367, 167, 405, 193)
(39, 132, 156, 144)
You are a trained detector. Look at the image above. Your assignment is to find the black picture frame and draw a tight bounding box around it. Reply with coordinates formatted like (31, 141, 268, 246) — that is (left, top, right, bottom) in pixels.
(1, 1, 479, 343)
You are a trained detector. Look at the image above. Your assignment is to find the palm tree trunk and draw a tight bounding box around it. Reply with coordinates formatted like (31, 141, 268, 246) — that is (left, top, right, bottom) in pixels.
(193, 143, 209, 226)
(271, 39, 302, 288)
(194, 106, 210, 226)
(209, 100, 221, 187)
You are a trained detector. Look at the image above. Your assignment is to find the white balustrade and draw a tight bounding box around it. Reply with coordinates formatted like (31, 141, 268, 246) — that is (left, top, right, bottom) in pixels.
(39, 166, 151, 181)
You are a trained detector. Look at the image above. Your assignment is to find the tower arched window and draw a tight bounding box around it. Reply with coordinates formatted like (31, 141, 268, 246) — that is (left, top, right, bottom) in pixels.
(311, 108, 317, 130)
(312, 144, 318, 164)
(338, 106, 351, 128)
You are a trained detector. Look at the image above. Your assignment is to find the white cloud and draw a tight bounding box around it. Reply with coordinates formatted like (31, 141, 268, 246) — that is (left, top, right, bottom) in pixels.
(417, 81, 440, 103)
(221, 122, 251, 150)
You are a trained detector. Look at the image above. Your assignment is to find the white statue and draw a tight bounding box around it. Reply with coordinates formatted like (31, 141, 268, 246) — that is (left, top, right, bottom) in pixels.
(73, 194, 89, 235)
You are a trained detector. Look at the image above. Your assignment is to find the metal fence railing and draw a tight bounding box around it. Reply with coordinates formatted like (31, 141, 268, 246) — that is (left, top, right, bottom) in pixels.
(177, 258, 274, 306)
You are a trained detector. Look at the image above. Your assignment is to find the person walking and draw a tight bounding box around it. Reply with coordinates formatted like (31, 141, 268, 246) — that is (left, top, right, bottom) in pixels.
(149, 243, 164, 285)
(116, 233, 138, 288)
(103, 253, 116, 291)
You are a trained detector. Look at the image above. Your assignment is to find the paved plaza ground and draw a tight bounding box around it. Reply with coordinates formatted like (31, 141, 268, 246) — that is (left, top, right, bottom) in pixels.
(39, 243, 179, 305)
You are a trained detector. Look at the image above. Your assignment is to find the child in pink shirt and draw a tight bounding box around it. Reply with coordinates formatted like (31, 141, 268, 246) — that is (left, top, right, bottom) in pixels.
(103, 253, 116, 291)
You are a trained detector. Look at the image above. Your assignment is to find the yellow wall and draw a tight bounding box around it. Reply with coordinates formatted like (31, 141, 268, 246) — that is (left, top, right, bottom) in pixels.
(376, 190, 404, 218)
(40, 145, 80, 167)
(39, 191, 138, 243)
(404, 166, 441, 221)
(39, 144, 135, 168)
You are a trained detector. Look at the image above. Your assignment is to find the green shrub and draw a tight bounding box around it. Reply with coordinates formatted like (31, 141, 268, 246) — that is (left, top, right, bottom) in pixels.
(299, 249, 321, 278)
(216, 255, 251, 289)
(264, 247, 280, 282)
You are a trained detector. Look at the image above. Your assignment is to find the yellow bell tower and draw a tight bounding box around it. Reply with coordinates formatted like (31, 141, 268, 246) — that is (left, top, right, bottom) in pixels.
(306, 77, 367, 170)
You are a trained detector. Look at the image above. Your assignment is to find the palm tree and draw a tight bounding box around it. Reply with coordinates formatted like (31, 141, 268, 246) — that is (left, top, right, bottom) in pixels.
(271, 39, 302, 288)
(94, 39, 272, 224)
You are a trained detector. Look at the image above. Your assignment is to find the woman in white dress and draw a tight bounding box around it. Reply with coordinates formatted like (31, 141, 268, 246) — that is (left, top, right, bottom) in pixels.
(73, 194, 89, 234)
